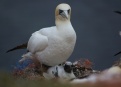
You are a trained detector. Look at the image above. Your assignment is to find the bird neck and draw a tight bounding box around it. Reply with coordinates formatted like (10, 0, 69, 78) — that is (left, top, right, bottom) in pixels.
(55, 19, 74, 36)
(55, 19, 71, 27)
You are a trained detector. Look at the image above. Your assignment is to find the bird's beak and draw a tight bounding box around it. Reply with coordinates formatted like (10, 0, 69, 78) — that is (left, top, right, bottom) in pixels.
(60, 11, 68, 19)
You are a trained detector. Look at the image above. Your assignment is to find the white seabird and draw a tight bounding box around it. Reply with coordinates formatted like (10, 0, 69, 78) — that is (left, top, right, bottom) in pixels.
(9, 3, 76, 66)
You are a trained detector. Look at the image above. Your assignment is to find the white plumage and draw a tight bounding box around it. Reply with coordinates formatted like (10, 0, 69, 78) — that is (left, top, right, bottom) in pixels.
(43, 61, 76, 80)
(20, 3, 76, 66)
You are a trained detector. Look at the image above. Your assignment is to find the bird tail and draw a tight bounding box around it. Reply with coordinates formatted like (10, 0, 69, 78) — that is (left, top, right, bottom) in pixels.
(6, 42, 27, 53)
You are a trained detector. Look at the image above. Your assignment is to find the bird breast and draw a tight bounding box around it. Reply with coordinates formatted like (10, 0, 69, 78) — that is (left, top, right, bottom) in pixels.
(36, 26, 76, 66)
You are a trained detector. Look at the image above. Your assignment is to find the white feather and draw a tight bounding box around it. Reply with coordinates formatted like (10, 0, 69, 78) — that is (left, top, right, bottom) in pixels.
(27, 31, 48, 53)
(43, 64, 76, 80)
(20, 3, 76, 66)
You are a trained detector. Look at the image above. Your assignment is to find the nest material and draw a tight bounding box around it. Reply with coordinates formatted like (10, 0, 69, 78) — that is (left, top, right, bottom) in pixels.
(13, 59, 97, 79)
(72, 59, 93, 78)
(12, 58, 121, 87)
(13, 63, 42, 79)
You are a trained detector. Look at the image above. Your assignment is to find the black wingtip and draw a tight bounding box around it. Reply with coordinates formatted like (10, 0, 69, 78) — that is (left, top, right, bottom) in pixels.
(6, 43, 27, 53)
(6, 47, 18, 53)
(6, 48, 16, 53)
(6, 50, 10, 53)
(114, 11, 121, 15)
(114, 51, 121, 56)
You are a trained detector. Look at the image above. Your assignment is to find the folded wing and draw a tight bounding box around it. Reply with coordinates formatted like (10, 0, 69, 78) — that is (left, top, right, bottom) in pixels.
(27, 31, 48, 54)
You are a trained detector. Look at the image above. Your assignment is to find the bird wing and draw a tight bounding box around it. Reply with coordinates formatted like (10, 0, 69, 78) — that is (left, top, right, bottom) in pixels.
(27, 31, 48, 54)
(6, 43, 27, 53)
(6, 28, 50, 53)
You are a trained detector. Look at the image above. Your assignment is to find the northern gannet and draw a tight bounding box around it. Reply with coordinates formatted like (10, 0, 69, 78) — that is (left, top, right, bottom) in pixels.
(7, 3, 76, 66)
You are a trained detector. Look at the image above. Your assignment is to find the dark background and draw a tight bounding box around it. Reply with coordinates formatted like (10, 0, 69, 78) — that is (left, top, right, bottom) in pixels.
(0, 0, 121, 71)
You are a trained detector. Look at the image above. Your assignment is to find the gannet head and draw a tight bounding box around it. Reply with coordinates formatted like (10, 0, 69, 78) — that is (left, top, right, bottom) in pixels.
(55, 3, 71, 22)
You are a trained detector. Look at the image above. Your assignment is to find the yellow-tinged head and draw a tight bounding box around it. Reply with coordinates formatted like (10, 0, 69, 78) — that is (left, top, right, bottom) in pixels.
(55, 3, 71, 22)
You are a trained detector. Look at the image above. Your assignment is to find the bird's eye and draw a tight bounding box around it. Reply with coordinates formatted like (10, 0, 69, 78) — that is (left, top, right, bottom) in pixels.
(68, 9, 70, 14)
(59, 9, 63, 14)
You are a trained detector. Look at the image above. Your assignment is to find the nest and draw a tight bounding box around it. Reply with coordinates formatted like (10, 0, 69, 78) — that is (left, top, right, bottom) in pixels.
(72, 59, 94, 78)
(13, 59, 98, 79)
(11, 58, 121, 87)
